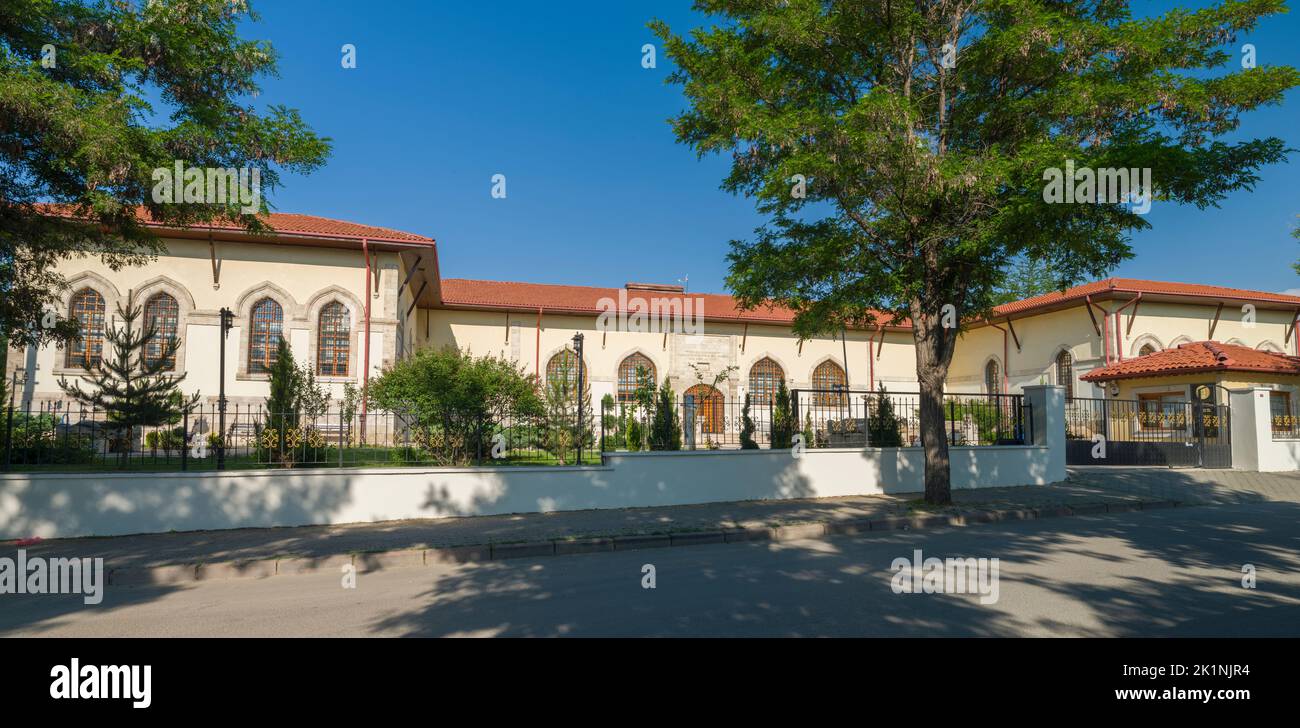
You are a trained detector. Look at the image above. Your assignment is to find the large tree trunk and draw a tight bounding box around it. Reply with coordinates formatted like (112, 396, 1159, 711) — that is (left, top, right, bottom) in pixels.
(911, 302, 959, 505)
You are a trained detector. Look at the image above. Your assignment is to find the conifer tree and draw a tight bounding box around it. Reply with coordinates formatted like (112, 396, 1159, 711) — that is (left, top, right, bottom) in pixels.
(868, 387, 904, 447)
(59, 291, 199, 463)
(648, 377, 683, 451)
(739, 393, 758, 449)
(770, 380, 795, 449)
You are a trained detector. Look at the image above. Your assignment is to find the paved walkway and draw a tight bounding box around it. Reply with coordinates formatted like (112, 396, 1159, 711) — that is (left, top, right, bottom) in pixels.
(7, 467, 1299, 571)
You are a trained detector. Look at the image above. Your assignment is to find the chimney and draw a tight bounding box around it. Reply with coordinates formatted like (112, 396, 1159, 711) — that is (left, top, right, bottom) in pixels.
(625, 282, 685, 294)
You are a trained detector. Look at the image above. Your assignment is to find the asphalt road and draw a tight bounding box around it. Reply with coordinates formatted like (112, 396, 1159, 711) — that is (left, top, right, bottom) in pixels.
(4, 502, 1299, 637)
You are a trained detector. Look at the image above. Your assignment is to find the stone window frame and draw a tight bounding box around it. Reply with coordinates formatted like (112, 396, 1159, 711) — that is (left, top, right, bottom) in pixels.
(1053, 348, 1074, 399)
(51, 272, 123, 379)
(747, 355, 787, 405)
(1130, 334, 1164, 358)
(615, 350, 658, 403)
(810, 357, 848, 407)
(234, 282, 302, 382)
(983, 356, 1002, 396)
(541, 345, 591, 393)
(133, 275, 197, 379)
(304, 286, 364, 384)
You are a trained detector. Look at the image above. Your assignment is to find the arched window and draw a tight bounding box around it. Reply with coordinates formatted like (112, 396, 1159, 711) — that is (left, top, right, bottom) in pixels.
(143, 293, 179, 371)
(749, 357, 785, 404)
(65, 288, 106, 369)
(617, 353, 656, 403)
(684, 384, 724, 434)
(248, 298, 284, 374)
(812, 360, 847, 406)
(545, 349, 582, 394)
(1055, 351, 1074, 399)
(1138, 344, 1156, 357)
(985, 359, 1001, 396)
(317, 302, 350, 376)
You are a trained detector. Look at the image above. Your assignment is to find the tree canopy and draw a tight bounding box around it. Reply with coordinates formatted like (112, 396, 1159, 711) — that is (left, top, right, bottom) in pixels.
(654, 0, 1298, 503)
(1, 0, 330, 344)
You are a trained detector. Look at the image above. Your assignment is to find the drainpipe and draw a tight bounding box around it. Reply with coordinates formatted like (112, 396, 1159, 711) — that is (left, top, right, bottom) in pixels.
(989, 322, 1010, 392)
(1086, 295, 1111, 364)
(535, 307, 543, 384)
(868, 325, 883, 392)
(1112, 295, 1141, 362)
(361, 238, 372, 440)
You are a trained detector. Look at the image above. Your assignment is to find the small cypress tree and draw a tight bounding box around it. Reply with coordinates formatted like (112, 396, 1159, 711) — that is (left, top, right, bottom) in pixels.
(601, 394, 618, 442)
(802, 412, 816, 449)
(648, 377, 682, 451)
(261, 337, 301, 467)
(770, 380, 795, 449)
(59, 291, 199, 464)
(626, 408, 643, 451)
(868, 386, 904, 447)
(739, 393, 758, 449)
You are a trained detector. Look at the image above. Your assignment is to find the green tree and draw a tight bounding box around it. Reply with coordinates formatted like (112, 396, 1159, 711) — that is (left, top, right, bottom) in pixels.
(1, 0, 330, 345)
(802, 413, 816, 450)
(539, 354, 593, 465)
(367, 347, 543, 465)
(868, 387, 904, 447)
(739, 393, 758, 449)
(654, 1, 1298, 504)
(260, 337, 300, 467)
(770, 380, 795, 449)
(58, 290, 199, 464)
(625, 409, 644, 452)
(1292, 218, 1299, 275)
(992, 256, 1070, 307)
(648, 377, 683, 451)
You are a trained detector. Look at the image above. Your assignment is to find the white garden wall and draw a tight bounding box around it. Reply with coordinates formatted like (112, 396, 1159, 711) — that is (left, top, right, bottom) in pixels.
(1230, 387, 1300, 472)
(0, 387, 1067, 540)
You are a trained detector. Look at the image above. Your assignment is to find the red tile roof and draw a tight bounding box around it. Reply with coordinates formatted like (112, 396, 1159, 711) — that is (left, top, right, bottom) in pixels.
(438, 278, 910, 329)
(994, 277, 1300, 316)
(34, 203, 434, 244)
(1080, 341, 1300, 382)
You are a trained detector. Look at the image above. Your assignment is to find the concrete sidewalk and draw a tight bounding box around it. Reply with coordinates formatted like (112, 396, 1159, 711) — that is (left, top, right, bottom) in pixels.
(8, 466, 1298, 579)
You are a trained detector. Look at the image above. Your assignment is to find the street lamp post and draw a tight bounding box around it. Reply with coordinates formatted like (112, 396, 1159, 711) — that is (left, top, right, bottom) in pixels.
(218, 307, 235, 469)
(572, 332, 584, 465)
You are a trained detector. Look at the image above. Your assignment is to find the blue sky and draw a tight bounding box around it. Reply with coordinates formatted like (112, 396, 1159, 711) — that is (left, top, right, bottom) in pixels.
(246, 1, 1300, 295)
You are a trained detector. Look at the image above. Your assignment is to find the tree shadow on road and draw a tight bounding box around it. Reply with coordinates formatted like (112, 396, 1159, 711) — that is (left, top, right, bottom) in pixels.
(368, 498, 1300, 637)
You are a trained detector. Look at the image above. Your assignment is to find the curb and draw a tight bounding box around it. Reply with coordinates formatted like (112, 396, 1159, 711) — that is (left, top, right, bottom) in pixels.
(104, 498, 1180, 587)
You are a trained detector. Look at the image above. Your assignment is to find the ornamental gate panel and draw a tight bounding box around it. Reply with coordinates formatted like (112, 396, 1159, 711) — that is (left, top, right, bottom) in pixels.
(1065, 397, 1231, 468)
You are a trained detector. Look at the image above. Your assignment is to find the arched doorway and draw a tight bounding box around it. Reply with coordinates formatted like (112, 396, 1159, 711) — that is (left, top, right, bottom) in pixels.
(684, 384, 725, 434)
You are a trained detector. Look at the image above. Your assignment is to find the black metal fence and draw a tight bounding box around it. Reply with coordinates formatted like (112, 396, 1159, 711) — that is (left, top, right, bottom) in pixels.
(601, 390, 1033, 451)
(0, 400, 599, 472)
(1269, 397, 1300, 440)
(1064, 396, 1232, 467)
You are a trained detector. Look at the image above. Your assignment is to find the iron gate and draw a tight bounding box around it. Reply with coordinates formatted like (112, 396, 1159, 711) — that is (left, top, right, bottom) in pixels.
(1065, 397, 1231, 468)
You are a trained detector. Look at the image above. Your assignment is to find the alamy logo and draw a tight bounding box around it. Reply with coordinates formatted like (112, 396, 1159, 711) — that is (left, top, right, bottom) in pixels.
(50, 658, 151, 709)
(151, 161, 262, 214)
(890, 548, 1000, 605)
(1042, 159, 1153, 214)
(0, 549, 104, 605)
(596, 290, 705, 334)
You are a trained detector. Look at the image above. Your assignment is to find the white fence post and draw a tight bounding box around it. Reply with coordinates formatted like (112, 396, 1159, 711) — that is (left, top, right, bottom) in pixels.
(1227, 387, 1300, 472)
(1022, 385, 1066, 483)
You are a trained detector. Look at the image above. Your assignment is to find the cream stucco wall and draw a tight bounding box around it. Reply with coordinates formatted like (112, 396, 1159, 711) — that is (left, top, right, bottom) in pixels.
(8, 237, 398, 408)
(8, 236, 1297, 412)
(425, 307, 919, 404)
(948, 301, 1296, 398)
